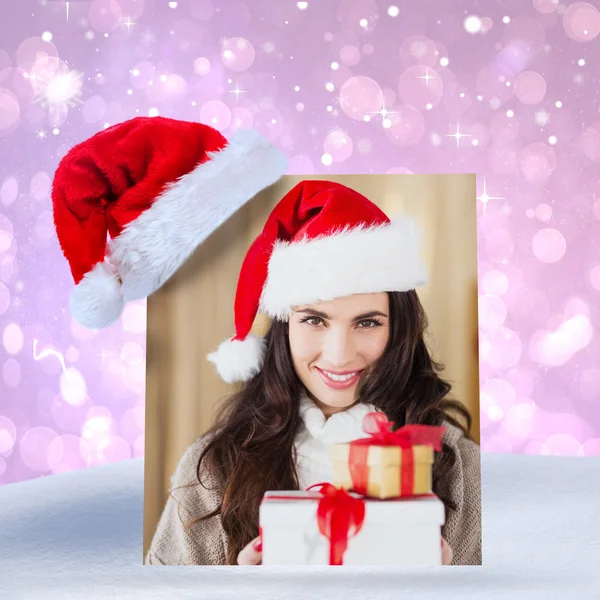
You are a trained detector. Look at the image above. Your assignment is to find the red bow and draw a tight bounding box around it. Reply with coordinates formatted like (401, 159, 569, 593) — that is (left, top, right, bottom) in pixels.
(354, 412, 446, 450)
(348, 412, 446, 497)
(306, 482, 366, 566)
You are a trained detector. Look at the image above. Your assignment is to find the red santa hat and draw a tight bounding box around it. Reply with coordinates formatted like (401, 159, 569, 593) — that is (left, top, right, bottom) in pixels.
(207, 179, 428, 383)
(51, 116, 287, 330)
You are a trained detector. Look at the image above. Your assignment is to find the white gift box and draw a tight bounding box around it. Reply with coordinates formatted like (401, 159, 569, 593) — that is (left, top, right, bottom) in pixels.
(259, 490, 445, 566)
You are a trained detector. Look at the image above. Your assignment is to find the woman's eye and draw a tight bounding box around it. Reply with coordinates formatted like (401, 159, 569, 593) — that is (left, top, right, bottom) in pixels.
(302, 316, 323, 326)
(357, 319, 381, 328)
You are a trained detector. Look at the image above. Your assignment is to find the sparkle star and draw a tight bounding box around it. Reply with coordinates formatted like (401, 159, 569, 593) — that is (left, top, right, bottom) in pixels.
(476, 177, 506, 217)
(446, 122, 473, 148)
(229, 82, 247, 102)
(32, 67, 84, 108)
(366, 98, 400, 129)
(417, 68, 436, 89)
(123, 16, 136, 33)
(37, 129, 47, 139)
(96, 349, 112, 362)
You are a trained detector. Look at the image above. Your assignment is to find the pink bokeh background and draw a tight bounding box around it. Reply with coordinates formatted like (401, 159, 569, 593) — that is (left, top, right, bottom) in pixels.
(1, 0, 600, 484)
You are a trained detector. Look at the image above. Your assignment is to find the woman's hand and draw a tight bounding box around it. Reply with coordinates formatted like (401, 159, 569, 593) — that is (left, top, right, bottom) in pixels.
(442, 537, 453, 565)
(237, 536, 262, 565)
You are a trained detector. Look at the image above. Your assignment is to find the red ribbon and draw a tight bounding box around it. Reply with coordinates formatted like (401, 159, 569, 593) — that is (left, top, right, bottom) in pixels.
(347, 412, 446, 497)
(304, 482, 366, 566)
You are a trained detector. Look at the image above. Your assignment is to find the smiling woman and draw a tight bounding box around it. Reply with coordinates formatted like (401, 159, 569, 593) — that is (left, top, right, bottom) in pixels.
(144, 178, 481, 567)
(289, 295, 391, 416)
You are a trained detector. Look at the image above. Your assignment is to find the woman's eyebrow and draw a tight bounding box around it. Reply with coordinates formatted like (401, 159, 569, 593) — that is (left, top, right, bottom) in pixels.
(352, 310, 388, 320)
(294, 309, 388, 320)
(295, 308, 330, 319)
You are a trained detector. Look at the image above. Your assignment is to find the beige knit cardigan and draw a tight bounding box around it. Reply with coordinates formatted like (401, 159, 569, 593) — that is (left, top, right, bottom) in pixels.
(145, 422, 482, 566)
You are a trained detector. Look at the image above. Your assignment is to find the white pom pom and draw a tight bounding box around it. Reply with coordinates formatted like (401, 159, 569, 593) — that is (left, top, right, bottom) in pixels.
(207, 334, 266, 383)
(69, 262, 125, 330)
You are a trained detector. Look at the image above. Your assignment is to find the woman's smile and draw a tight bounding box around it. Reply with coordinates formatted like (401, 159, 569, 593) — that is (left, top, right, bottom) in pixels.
(315, 367, 363, 389)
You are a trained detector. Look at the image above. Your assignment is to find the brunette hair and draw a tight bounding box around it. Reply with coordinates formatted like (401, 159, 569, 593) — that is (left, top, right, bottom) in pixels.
(190, 290, 472, 564)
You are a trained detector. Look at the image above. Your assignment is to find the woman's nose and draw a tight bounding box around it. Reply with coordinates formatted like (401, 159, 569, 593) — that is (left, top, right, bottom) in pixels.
(321, 328, 356, 367)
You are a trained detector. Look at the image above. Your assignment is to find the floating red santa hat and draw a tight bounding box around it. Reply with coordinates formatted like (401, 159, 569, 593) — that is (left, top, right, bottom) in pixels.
(52, 116, 287, 330)
(207, 179, 428, 383)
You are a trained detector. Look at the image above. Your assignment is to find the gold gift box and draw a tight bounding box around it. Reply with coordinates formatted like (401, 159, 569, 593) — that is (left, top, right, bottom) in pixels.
(331, 443, 434, 499)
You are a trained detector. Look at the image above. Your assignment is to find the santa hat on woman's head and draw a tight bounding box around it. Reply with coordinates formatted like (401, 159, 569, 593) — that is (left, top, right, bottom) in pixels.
(207, 179, 429, 384)
(52, 116, 287, 330)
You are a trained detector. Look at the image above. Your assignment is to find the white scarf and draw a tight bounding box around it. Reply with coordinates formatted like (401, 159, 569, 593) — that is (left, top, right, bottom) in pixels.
(293, 392, 379, 490)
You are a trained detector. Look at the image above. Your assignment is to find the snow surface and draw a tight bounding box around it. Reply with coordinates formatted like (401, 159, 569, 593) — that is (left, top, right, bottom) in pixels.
(1, 453, 599, 600)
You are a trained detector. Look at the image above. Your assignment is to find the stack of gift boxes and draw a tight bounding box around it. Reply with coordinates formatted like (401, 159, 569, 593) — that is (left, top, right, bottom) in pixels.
(259, 412, 447, 566)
